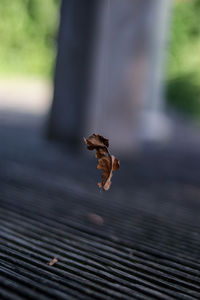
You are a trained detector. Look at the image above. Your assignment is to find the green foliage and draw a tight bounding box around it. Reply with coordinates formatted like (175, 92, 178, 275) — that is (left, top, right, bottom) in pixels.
(167, 0, 200, 118)
(0, 0, 60, 77)
(167, 73, 200, 117)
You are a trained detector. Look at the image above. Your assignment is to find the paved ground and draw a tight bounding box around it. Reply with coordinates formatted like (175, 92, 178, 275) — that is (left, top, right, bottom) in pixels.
(0, 78, 52, 114)
(0, 109, 200, 299)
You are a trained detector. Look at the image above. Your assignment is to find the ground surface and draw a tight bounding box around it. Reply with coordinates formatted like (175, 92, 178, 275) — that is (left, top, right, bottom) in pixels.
(0, 110, 200, 299)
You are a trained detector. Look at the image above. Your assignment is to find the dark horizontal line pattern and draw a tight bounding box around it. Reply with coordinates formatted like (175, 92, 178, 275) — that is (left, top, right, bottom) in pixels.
(0, 115, 200, 299)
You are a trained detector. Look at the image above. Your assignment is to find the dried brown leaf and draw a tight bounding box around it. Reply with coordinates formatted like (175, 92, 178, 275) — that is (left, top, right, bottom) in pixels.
(47, 257, 58, 266)
(84, 134, 109, 150)
(84, 134, 120, 191)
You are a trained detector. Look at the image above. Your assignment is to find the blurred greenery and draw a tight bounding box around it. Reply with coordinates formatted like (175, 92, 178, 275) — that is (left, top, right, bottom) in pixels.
(0, 0, 60, 77)
(167, 0, 200, 118)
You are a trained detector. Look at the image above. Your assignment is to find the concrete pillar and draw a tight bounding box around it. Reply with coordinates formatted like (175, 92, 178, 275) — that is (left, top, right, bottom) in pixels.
(86, 0, 172, 153)
(48, 0, 172, 153)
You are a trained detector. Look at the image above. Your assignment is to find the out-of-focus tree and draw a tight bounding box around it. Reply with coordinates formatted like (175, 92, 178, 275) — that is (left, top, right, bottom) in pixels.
(167, 0, 200, 118)
(0, 0, 60, 77)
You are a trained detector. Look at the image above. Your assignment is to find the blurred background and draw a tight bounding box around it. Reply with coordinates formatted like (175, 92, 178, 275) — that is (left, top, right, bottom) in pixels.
(167, 0, 200, 118)
(0, 0, 199, 151)
(0, 0, 60, 115)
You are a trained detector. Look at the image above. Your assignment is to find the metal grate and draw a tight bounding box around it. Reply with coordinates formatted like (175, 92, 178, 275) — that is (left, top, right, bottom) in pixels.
(0, 115, 200, 299)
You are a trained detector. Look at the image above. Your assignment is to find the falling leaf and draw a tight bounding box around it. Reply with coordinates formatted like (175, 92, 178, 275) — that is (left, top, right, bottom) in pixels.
(84, 133, 109, 148)
(47, 257, 58, 266)
(84, 134, 120, 190)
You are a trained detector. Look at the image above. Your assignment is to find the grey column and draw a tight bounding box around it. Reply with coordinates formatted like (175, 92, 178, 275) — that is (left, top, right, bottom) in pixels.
(86, 0, 172, 153)
(48, 0, 171, 153)
(48, 0, 98, 147)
